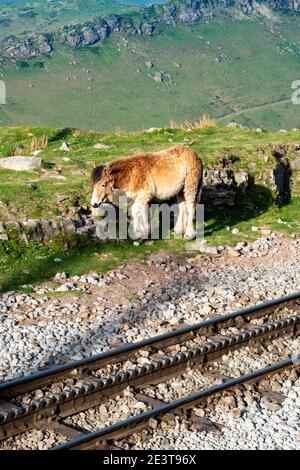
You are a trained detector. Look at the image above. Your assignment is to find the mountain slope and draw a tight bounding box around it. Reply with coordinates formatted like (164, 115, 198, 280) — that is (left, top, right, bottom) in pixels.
(0, 1, 299, 130)
(1, 0, 300, 60)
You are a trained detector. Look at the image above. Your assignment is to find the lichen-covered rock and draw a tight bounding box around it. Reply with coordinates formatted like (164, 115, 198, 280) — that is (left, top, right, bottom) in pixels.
(3, 34, 52, 59)
(234, 171, 249, 193)
(291, 157, 300, 171)
(94, 20, 110, 41)
(202, 169, 249, 206)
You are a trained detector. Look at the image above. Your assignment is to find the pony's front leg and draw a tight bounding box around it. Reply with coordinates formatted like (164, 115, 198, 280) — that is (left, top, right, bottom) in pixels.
(131, 201, 149, 239)
(140, 203, 150, 238)
(184, 202, 196, 240)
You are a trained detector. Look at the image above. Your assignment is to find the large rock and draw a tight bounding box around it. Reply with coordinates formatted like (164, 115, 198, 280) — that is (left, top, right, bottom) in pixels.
(269, 144, 293, 206)
(3, 34, 52, 59)
(202, 169, 248, 206)
(234, 171, 249, 193)
(0, 156, 42, 171)
(291, 157, 300, 171)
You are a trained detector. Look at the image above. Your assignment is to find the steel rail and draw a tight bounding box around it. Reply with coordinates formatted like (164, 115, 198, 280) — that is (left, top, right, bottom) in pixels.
(0, 314, 298, 441)
(0, 291, 299, 399)
(52, 356, 299, 450)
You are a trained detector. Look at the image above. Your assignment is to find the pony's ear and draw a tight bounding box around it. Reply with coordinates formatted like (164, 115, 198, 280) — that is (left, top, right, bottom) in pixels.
(91, 164, 104, 184)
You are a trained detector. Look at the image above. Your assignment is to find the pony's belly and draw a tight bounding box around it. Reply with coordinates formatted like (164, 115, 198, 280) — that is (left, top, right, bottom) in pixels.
(152, 165, 185, 201)
(156, 185, 183, 201)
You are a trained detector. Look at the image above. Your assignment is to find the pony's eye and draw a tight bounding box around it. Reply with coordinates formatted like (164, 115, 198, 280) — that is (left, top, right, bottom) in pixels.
(102, 184, 106, 188)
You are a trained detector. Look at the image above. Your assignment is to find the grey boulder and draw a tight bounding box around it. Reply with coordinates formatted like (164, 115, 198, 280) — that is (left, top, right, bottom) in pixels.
(0, 156, 42, 171)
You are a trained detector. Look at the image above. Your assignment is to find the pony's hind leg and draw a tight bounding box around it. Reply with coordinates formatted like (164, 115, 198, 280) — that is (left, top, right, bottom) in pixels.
(184, 202, 196, 240)
(174, 192, 187, 236)
(140, 203, 150, 238)
(183, 169, 200, 240)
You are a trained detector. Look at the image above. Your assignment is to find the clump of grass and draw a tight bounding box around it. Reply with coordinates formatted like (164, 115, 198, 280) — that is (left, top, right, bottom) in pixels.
(169, 119, 179, 129)
(193, 114, 216, 129)
(9, 135, 49, 156)
(72, 129, 86, 138)
(114, 128, 145, 137)
(28, 135, 48, 154)
(115, 128, 128, 137)
(9, 144, 25, 156)
(169, 114, 216, 130)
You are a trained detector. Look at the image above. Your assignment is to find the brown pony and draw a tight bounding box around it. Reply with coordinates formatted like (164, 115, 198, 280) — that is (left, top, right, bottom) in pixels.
(91, 145, 203, 239)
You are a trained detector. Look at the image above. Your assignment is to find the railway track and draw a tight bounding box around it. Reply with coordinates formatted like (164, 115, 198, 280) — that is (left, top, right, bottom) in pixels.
(0, 291, 299, 450)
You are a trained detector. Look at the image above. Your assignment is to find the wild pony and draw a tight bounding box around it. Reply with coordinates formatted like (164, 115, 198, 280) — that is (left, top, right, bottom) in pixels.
(91, 145, 203, 240)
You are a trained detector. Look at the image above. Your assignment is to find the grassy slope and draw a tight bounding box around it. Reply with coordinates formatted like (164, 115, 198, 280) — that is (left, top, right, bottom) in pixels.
(1, 123, 300, 291)
(0, 12, 300, 131)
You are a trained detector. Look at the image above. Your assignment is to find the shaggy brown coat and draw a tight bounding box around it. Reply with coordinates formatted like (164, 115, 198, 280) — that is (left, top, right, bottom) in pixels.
(91, 145, 203, 239)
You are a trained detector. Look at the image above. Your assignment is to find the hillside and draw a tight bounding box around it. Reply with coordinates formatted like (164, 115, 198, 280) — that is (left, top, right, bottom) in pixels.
(0, 0, 299, 130)
(0, 122, 300, 291)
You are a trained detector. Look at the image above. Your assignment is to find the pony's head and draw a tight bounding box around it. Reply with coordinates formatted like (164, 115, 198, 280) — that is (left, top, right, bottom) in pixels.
(91, 164, 115, 208)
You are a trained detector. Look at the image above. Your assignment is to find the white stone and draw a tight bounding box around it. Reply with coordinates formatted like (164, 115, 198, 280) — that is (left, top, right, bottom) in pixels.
(93, 143, 111, 150)
(60, 142, 70, 151)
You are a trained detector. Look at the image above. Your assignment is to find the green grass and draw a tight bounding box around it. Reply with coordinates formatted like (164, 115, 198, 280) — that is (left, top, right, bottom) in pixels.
(1, 12, 300, 131)
(0, 124, 300, 221)
(0, 235, 179, 292)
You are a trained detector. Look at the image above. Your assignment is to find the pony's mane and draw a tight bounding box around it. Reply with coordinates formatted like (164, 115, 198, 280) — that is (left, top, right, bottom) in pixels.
(108, 154, 149, 172)
(92, 153, 151, 185)
(91, 164, 104, 184)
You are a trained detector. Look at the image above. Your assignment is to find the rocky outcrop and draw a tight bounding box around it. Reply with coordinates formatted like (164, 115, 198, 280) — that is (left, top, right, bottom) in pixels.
(202, 169, 248, 206)
(3, 35, 52, 59)
(259, 0, 300, 12)
(1, 0, 299, 60)
(269, 144, 293, 206)
(58, 14, 155, 50)
(60, 20, 110, 48)
(1, 217, 97, 243)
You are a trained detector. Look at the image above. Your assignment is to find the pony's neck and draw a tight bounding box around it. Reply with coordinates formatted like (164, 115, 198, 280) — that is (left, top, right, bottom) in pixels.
(113, 172, 129, 193)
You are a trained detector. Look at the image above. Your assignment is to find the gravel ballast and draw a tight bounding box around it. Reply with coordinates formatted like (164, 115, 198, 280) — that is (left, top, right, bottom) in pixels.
(0, 235, 299, 450)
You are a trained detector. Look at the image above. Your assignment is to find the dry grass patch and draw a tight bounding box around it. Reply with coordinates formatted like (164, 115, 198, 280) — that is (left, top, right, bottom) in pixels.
(28, 135, 48, 153)
(169, 114, 216, 130)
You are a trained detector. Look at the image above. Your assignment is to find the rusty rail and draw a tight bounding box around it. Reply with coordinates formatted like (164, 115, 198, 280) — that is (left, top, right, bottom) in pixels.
(1, 290, 299, 399)
(52, 357, 299, 450)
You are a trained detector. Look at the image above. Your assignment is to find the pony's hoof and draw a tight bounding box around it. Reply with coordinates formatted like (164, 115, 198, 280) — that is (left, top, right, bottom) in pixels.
(173, 227, 184, 236)
(134, 230, 150, 240)
(184, 231, 196, 240)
